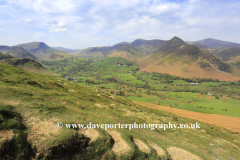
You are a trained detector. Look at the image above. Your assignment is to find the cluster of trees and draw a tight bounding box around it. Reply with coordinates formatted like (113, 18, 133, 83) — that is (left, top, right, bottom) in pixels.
(135, 71, 221, 83)
(85, 79, 95, 85)
(125, 61, 134, 66)
(132, 67, 140, 71)
(41, 61, 54, 65)
(106, 77, 118, 82)
(220, 81, 240, 86)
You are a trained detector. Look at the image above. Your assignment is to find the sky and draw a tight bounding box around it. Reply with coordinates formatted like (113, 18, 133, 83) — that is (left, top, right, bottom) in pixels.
(0, 0, 240, 49)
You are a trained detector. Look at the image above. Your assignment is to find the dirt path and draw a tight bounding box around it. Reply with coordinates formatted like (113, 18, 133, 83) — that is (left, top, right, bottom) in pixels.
(134, 101, 240, 133)
(106, 130, 131, 155)
(0, 130, 14, 142)
(79, 128, 100, 143)
(133, 138, 150, 154)
(148, 141, 166, 156)
(167, 147, 203, 160)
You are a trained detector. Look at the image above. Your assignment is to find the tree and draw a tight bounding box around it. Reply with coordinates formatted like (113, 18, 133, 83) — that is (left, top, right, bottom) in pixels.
(117, 90, 125, 96)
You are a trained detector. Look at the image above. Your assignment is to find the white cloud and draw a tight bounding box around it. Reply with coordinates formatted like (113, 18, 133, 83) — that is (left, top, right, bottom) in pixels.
(48, 20, 58, 24)
(2, 0, 240, 48)
(111, 16, 161, 38)
(57, 22, 66, 28)
(48, 21, 68, 33)
(55, 28, 68, 32)
(24, 18, 35, 24)
(50, 28, 68, 32)
(7, 0, 78, 13)
(155, 3, 180, 14)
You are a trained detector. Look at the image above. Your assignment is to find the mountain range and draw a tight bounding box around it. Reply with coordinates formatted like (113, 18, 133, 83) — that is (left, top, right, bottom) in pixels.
(1, 37, 240, 81)
(188, 38, 240, 49)
(15, 42, 72, 60)
(72, 36, 240, 81)
(52, 47, 79, 53)
(137, 37, 240, 81)
(73, 42, 143, 60)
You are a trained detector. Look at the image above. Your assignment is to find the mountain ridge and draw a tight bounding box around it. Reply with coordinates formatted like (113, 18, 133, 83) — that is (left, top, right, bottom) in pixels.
(190, 38, 240, 49)
(136, 37, 240, 81)
(15, 42, 72, 60)
(52, 47, 79, 53)
(0, 45, 36, 60)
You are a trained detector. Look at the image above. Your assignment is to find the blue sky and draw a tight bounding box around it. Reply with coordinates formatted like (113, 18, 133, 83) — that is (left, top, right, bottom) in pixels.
(0, 0, 240, 49)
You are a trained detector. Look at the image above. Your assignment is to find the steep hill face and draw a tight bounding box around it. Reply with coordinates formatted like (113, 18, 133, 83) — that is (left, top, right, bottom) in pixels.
(0, 52, 57, 75)
(137, 37, 240, 81)
(215, 47, 240, 68)
(191, 38, 240, 49)
(131, 39, 166, 55)
(15, 42, 71, 60)
(0, 52, 43, 68)
(0, 45, 36, 60)
(216, 47, 240, 61)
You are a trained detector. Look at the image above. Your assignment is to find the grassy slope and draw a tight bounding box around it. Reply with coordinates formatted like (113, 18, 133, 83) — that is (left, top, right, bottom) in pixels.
(1, 63, 240, 159)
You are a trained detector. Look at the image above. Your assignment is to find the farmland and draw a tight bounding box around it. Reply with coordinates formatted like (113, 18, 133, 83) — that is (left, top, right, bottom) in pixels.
(42, 56, 240, 118)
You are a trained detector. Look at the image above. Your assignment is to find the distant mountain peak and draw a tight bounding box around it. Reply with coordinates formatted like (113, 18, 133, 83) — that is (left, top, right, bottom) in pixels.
(170, 36, 187, 46)
(38, 42, 49, 49)
(192, 38, 240, 49)
(15, 42, 71, 60)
